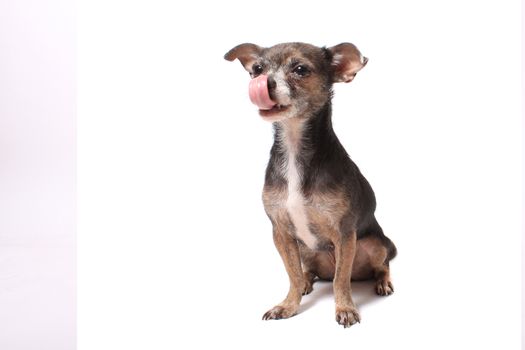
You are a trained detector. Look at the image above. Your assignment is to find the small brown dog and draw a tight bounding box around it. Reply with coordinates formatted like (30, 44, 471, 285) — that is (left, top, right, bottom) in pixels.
(225, 42, 397, 328)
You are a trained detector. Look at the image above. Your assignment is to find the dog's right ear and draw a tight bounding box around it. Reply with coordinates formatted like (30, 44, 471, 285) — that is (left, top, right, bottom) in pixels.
(224, 43, 263, 73)
(327, 43, 368, 83)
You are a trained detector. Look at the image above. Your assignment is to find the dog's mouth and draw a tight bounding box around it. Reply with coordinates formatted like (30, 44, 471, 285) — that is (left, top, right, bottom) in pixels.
(259, 104, 291, 117)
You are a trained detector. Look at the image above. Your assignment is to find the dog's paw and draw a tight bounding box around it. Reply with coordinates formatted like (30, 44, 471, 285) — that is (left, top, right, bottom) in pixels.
(262, 304, 298, 320)
(335, 306, 361, 328)
(302, 281, 314, 295)
(375, 280, 394, 296)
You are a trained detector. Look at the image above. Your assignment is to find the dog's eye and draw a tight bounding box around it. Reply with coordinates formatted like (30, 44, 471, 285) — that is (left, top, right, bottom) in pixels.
(252, 64, 264, 76)
(292, 65, 309, 76)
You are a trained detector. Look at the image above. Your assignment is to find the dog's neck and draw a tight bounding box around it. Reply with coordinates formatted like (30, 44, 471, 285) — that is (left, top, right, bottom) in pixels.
(265, 102, 347, 193)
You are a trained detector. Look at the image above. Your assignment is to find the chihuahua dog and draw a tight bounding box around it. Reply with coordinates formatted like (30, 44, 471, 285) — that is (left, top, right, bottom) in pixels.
(224, 42, 397, 328)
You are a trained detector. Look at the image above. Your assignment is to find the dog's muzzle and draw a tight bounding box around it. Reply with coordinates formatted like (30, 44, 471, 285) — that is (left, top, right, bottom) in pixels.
(248, 74, 276, 110)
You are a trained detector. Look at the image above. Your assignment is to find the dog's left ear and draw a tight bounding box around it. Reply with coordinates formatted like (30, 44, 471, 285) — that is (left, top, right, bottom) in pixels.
(327, 43, 368, 83)
(224, 43, 263, 73)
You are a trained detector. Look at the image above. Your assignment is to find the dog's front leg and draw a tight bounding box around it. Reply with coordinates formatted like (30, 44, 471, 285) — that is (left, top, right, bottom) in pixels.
(262, 227, 305, 320)
(333, 231, 361, 328)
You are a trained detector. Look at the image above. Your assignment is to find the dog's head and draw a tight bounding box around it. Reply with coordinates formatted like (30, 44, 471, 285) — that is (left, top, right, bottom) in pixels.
(225, 42, 367, 122)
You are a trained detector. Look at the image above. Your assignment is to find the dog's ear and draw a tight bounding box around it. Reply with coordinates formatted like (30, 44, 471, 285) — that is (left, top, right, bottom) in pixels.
(327, 43, 368, 83)
(224, 43, 263, 73)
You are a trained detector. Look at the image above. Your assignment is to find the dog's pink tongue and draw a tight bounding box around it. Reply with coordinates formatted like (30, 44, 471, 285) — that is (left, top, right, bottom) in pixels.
(248, 74, 276, 110)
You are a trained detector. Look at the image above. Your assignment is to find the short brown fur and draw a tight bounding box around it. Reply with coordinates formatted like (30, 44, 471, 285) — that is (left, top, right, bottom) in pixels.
(225, 42, 396, 328)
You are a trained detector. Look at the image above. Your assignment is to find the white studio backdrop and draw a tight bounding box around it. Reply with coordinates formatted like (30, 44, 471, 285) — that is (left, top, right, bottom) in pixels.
(78, 1, 522, 350)
(0, 1, 75, 349)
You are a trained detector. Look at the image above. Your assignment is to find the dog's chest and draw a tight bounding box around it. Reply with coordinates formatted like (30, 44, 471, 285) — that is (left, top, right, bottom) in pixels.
(263, 157, 349, 251)
(263, 119, 350, 249)
(268, 120, 321, 249)
(284, 151, 318, 249)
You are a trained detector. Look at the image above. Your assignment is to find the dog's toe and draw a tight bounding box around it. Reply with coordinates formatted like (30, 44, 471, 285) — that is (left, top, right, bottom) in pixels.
(335, 307, 361, 328)
(262, 305, 298, 320)
(302, 282, 313, 295)
(375, 280, 394, 296)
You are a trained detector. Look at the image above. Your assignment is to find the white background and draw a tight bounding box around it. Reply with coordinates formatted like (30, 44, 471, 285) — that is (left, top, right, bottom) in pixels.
(0, 0, 75, 349)
(77, 1, 522, 349)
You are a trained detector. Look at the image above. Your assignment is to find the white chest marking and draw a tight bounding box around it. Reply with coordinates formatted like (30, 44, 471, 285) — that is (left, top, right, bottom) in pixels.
(280, 120, 317, 250)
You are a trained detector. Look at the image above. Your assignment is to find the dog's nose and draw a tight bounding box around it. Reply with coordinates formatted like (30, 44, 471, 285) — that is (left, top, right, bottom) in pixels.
(267, 76, 276, 91)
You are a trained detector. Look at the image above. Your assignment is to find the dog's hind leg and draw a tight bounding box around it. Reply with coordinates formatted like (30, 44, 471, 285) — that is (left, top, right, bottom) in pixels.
(354, 234, 395, 296)
(374, 263, 394, 296)
(302, 271, 316, 295)
(298, 245, 332, 295)
(374, 232, 396, 296)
